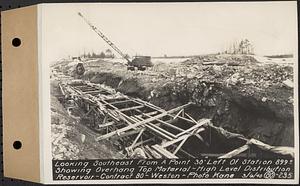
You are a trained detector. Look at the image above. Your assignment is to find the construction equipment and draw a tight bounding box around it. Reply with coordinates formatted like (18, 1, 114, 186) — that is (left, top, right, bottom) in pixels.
(78, 12, 153, 71)
(64, 57, 85, 78)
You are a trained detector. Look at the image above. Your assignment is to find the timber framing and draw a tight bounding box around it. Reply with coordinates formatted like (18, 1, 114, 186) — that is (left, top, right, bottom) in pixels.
(58, 80, 294, 159)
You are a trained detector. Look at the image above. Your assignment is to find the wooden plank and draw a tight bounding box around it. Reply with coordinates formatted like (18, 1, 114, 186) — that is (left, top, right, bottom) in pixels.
(58, 83, 65, 95)
(147, 123, 177, 139)
(173, 109, 183, 119)
(161, 134, 190, 148)
(119, 105, 145, 112)
(194, 127, 206, 142)
(146, 125, 174, 141)
(132, 138, 153, 148)
(107, 99, 135, 105)
(185, 113, 198, 124)
(97, 121, 115, 128)
(102, 96, 128, 102)
(162, 127, 205, 148)
(106, 110, 120, 122)
(143, 148, 154, 159)
(96, 102, 192, 141)
(173, 135, 189, 155)
(134, 115, 177, 139)
(130, 115, 174, 141)
(145, 145, 162, 159)
(218, 144, 249, 159)
(130, 129, 145, 148)
(134, 99, 197, 124)
(176, 119, 210, 137)
(100, 99, 120, 110)
(135, 109, 184, 132)
(84, 90, 109, 94)
(114, 129, 142, 139)
(152, 145, 178, 159)
(134, 111, 159, 118)
(155, 118, 185, 132)
(118, 112, 137, 124)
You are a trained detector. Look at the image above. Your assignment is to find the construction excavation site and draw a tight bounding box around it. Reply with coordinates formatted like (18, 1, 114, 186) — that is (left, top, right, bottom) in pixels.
(50, 12, 295, 160)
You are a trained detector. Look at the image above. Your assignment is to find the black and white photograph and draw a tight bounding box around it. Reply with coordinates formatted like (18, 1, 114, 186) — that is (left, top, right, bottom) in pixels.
(45, 2, 297, 183)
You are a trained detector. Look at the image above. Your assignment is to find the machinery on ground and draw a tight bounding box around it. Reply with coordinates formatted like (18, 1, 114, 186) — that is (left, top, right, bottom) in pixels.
(78, 12, 153, 71)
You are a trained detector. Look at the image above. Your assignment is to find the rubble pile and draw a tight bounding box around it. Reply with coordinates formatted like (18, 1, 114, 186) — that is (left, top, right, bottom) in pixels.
(184, 54, 257, 66)
(51, 122, 80, 160)
(51, 96, 80, 160)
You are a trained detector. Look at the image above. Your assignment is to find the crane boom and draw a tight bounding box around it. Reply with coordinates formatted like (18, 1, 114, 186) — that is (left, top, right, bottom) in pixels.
(78, 12, 131, 63)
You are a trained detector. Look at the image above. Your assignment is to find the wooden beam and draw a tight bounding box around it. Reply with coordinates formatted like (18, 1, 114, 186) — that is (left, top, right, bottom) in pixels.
(96, 102, 192, 141)
(176, 119, 210, 137)
(134, 99, 197, 124)
(147, 123, 177, 139)
(135, 108, 184, 132)
(185, 113, 198, 124)
(132, 138, 153, 148)
(107, 99, 135, 105)
(161, 134, 190, 148)
(134, 115, 177, 139)
(173, 109, 183, 119)
(218, 144, 250, 159)
(130, 128, 145, 148)
(152, 145, 178, 159)
(106, 110, 120, 121)
(134, 111, 159, 119)
(102, 96, 128, 102)
(97, 121, 115, 128)
(131, 115, 174, 141)
(119, 105, 144, 112)
(173, 136, 189, 155)
(113, 129, 142, 139)
(155, 119, 185, 132)
(145, 145, 162, 159)
(58, 83, 65, 95)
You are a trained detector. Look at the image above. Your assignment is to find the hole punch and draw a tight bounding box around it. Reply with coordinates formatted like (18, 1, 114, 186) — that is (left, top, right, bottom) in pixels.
(13, 141, 22, 150)
(12, 38, 21, 47)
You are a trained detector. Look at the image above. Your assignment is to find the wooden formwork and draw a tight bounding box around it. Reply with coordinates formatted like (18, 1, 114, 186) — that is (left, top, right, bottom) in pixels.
(58, 80, 213, 158)
(58, 80, 294, 159)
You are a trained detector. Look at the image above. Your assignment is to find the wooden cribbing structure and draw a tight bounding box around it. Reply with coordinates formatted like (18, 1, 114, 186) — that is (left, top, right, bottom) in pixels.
(58, 79, 292, 159)
(58, 80, 212, 158)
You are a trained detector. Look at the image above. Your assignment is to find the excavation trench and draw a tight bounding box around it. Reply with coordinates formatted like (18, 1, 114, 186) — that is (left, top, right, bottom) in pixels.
(83, 71, 294, 154)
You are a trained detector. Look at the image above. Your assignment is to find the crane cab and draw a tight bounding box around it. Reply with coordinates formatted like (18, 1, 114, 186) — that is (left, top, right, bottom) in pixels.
(127, 56, 153, 71)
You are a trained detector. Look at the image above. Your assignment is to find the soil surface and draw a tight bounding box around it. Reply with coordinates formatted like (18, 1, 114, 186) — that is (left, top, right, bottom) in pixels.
(50, 54, 294, 160)
(51, 80, 124, 160)
(78, 54, 294, 147)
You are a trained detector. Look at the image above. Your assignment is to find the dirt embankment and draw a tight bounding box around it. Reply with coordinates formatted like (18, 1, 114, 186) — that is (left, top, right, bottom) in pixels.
(51, 80, 123, 160)
(82, 59, 294, 147)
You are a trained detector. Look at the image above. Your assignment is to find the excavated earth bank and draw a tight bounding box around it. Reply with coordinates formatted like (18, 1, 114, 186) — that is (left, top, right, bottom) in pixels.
(83, 67, 294, 147)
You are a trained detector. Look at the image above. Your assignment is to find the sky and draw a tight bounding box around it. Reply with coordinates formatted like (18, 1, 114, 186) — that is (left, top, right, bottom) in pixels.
(40, 2, 298, 63)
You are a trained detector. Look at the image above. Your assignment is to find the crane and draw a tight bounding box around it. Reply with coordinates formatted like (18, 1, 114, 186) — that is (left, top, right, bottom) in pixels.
(78, 12, 153, 71)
